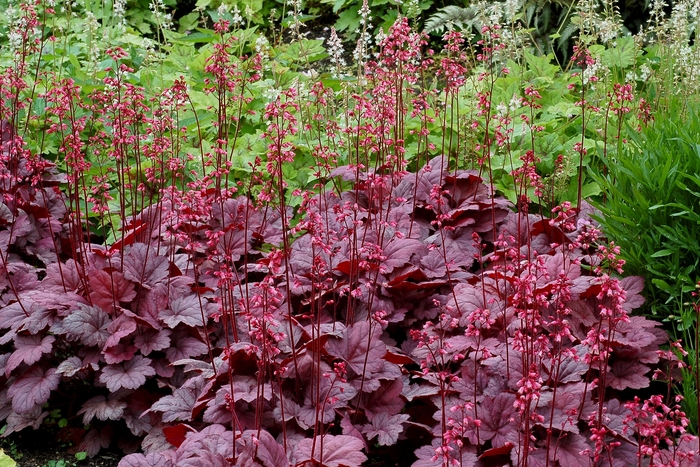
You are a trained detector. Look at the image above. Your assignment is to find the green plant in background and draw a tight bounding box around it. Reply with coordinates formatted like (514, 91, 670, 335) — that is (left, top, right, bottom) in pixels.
(327, 0, 430, 37)
(592, 101, 700, 430)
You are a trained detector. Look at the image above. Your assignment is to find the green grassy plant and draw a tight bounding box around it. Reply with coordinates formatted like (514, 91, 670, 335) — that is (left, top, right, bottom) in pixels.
(593, 100, 700, 429)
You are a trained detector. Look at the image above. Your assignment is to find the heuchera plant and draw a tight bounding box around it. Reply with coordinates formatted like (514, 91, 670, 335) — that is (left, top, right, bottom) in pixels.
(1, 131, 698, 465)
(0, 10, 698, 467)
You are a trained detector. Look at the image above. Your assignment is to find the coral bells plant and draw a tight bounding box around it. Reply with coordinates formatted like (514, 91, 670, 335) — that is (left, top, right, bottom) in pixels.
(0, 6, 699, 467)
(2, 125, 696, 466)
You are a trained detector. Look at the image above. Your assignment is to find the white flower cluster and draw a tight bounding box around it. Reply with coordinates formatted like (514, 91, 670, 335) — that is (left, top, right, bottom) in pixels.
(326, 27, 346, 77)
(503, 0, 521, 24)
(625, 64, 652, 83)
(353, 0, 373, 67)
(582, 59, 607, 86)
(287, 0, 304, 38)
(3, 0, 40, 54)
(149, 0, 173, 31)
(232, 5, 243, 26)
(255, 35, 272, 72)
(113, 0, 127, 30)
(597, 17, 621, 43)
(84, 12, 101, 65)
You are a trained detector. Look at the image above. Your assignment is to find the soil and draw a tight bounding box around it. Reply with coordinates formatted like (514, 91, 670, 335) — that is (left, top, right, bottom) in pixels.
(1, 428, 121, 467)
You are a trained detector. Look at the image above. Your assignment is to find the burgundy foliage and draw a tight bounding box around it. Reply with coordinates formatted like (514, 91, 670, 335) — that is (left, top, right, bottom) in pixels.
(1, 134, 697, 466)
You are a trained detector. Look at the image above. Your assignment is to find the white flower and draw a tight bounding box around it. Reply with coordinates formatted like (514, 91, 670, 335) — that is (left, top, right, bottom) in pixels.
(232, 5, 243, 25)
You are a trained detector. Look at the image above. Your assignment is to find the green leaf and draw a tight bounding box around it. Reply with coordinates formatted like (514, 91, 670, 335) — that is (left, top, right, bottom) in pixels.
(178, 12, 200, 32)
(0, 450, 16, 467)
(163, 29, 217, 44)
(600, 37, 636, 69)
(580, 182, 600, 198)
(651, 278, 673, 293)
(523, 51, 559, 79)
(68, 54, 82, 70)
(651, 249, 674, 258)
(335, 7, 361, 32)
(75, 452, 87, 461)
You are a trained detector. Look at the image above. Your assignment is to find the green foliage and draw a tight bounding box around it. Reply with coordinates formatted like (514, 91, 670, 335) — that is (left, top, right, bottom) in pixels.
(42, 461, 74, 467)
(0, 450, 16, 467)
(592, 101, 700, 428)
(592, 102, 700, 318)
(0, 427, 20, 462)
(328, 0, 429, 36)
(423, 5, 478, 35)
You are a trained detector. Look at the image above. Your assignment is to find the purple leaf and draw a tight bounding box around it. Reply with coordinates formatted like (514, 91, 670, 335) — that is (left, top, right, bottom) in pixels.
(426, 228, 477, 269)
(176, 424, 232, 464)
(165, 330, 208, 362)
(56, 356, 87, 377)
(78, 394, 127, 424)
(134, 284, 169, 328)
(412, 440, 478, 467)
(0, 387, 11, 422)
(619, 276, 645, 312)
(553, 434, 591, 467)
(19, 303, 58, 334)
(122, 243, 170, 289)
(0, 302, 29, 332)
(340, 415, 369, 451)
(361, 378, 405, 421)
(613, 316, 659, 350)
(6, 263, 40, 293)
(362, 413, 410, 446)
(238, 430, 289, 467)
(5, 334, 55, 376)
(142, 426, 172, 454)
(296, 435, 367, 467)
(99, 355, 156, 392)
(53, 304, 111, 348)
(231, 375, 273, 403)
(215, 227, 249, 263)
(105, 315, 138, 350)
(0, 353, 10, 376)
(550, 352, 589, 384)
(2, 406, 49, 436)
(79, 426, 112, 457)
(381, 237, 423, 273)
(89, 270, 137, 312)
(7, 365, 60, 413)
(118, 453, 175, 467)
(477, 393, 517, 445)
(134, 328, 172, 355)
(419, 250, 447, 278)
(43, 260, 83, 294)
(103, 343, 138, 365)
(160, 294, 207, 328)
(297, 372, 357, 428)
(607, 360, 651, 390)
(325, 320, 386, 375)
(402, 380, 440, 401)
(150, 376, 207, 422)
(536, 383, 585, 434)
